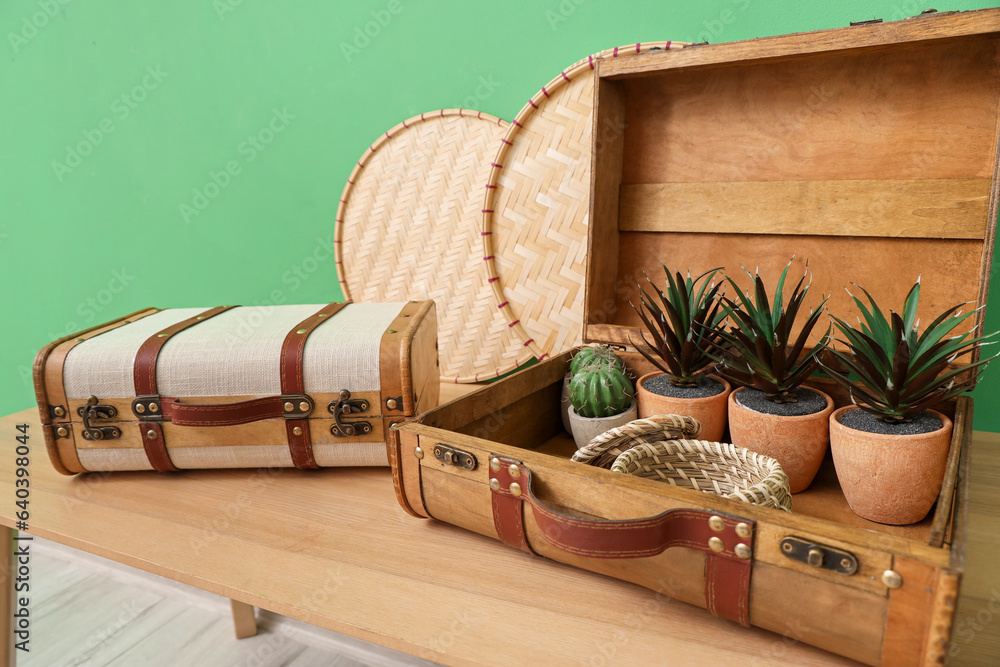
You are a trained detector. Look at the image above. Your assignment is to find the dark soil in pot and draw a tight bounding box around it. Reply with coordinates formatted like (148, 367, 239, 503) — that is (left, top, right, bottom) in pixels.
(837, 409, 943, 435)
(641, 375, 725, 399)
(734, 387, 827, 417)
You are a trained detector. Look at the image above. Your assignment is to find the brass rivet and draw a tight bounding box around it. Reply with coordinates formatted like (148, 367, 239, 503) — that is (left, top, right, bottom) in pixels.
(509, 482, 522, 497)
(298, 401, 309, 412)
(53, 406, 65, 417)
(135, 404, 146, 414)
(882, 570, 903, 589)
(146, 429, 158, 440)
(735, 543, 751, 560)
(840, 557, 852, 570)
(508, 464, 521, 479)
(490, 458, 501, 471)
(489, 478, 500, 491)
(292, 426, 303, 436)
(296, 329, 307, 334)
(149, 403, 158, 413)
(735, 522, 752, 539)
(781, 542, 794, 553)
(56, 427, 68, 437)
(414, 446, 424, 459)
(284, 402, 295, 412)
(157, 333, 168, 338)
(708, 515, 725, 532)
(386, 398, 398, 410)
(708, 537, 725, 553)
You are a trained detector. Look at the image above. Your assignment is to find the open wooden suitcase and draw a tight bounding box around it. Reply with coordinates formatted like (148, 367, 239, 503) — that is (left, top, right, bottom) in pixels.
(35, 302, 439, 473)
(390, 9, 1000, 665)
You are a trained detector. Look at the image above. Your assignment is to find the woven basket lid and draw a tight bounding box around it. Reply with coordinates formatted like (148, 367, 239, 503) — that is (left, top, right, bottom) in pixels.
(335, 109, 534, 383)
(482, 42, 687, 363)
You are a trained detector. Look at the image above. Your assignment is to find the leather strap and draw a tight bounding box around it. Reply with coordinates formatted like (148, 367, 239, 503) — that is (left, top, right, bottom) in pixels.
(133, 306, 236, 471)
(279, 302, 350, 469)
(489, 456, 754, 626)
(160, 396, 287, 425)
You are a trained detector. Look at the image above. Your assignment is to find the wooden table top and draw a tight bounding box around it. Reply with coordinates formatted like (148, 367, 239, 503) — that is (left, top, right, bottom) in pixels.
(1, 395, 996, 666)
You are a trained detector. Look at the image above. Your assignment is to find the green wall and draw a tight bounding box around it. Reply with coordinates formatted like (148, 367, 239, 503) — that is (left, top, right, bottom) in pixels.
(2, 0, 999, 428)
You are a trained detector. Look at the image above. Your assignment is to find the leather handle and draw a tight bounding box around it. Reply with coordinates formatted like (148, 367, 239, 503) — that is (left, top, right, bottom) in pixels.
(489, 456, 754, 626)
(158, 396, 303, 427)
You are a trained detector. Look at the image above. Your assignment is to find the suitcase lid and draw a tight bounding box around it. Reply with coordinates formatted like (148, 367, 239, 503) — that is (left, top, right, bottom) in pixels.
(579, 8, 1000, 358)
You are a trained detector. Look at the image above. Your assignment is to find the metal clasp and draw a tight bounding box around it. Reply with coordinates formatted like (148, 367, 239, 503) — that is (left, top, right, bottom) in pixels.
(80, 396, 121, 441)
(328, 390, 371, 437)
(779, 536, 858, 575)
(434, 444, 477, 470)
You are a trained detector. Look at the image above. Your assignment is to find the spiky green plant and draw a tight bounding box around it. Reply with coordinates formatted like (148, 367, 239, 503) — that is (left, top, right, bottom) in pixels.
(708, 260, 830, 403)
(820, 279, 998, 423)
(569, 360, 634, 418)
(629, 266, 728, 387)
(569, 345, 626, 376)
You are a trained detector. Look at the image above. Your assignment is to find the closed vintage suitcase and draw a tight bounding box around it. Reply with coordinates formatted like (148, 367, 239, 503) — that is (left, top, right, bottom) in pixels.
(391, 9, 1000, 665)
(35, 301, 438, 474)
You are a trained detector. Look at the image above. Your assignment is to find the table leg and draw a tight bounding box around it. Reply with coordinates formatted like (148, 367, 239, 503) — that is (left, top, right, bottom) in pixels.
(229, 599, 257, 639)
(1, 526, 14, 667)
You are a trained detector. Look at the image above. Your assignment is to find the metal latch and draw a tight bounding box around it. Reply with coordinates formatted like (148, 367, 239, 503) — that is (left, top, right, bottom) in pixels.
(434, 444, 477, 470)
(328, 390, 371, 438)
(780, 536, 858, 575)
(80, 396, 122, 441)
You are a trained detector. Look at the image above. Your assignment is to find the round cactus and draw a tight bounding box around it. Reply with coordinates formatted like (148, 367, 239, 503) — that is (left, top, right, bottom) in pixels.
(569, 345, 626, 377)
(569, 361, 634, 418)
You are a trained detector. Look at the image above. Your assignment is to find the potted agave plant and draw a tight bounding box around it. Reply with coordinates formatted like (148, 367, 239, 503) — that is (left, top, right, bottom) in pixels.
(708, 261, 833, 493)
(629, 265, 731, 441)
(821, 279, 997, 525)
(561, 345, 626, 431)
(567, 358, 637, 449)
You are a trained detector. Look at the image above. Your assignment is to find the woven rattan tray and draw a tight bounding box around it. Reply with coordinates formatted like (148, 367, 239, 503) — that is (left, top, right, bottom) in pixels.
(481, 42, 686, 366)
(335, 109, 533, 382)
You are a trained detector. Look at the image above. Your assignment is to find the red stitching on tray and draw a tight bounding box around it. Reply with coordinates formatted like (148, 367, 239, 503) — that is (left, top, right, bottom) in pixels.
(522, 339, 533, 346)
(509, 320, 520, 327)
(483, 255, 495, 261)
(459, 109, 464, 116)
(498, 301, 509, 308)
(561, 71, 570, 82)
(482, 209, 494, 213)
(666, 40, 672, 49)
(491, 163, 503, 168)
(402, 120, 408, 128)
(384, 131, 390, 139)
(538, 353, 548, 361)
(541, 86, 550, 98)
(528, 99, 538, 109)
(613, 46, 620, 56)
(346, 179, 353, 185)
(488, 277, 499, 283)
(440, 109, 445, 116)
(635, 42, 641, 53)
(481, 231, 493, 236)
(501, 138, 512, 146)
(485, 184, 497, 188)
(420, 113, 425, 121)
(513, 119, 523, 128)
(356, 161, 364, 168)
(477, 111, 483, 119)
(588, 55, 594, 69)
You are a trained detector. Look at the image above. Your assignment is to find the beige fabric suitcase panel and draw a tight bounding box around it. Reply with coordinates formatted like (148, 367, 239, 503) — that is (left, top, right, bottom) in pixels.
(63, 303, 405, 398)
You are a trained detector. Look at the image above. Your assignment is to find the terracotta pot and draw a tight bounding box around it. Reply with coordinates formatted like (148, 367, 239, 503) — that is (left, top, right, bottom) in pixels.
(829, 406, 953, 525)
(568, 401, 638, 450)
(728, 386, 833, 493)
(636, 373, 731, 442)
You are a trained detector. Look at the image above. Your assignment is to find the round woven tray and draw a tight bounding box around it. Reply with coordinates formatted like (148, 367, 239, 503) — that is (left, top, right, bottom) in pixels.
(335, 109, 533, 382)
(612, 439, 793, 511)
(482, 42, 687, 364)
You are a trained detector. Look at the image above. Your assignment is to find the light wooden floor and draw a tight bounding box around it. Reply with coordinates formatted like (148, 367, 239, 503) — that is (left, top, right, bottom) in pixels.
(21, 538, 437, 667)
